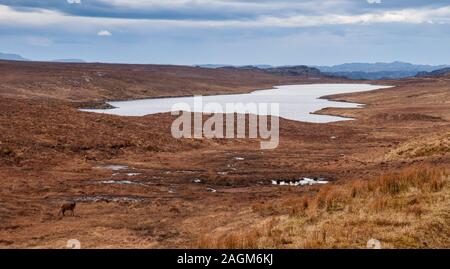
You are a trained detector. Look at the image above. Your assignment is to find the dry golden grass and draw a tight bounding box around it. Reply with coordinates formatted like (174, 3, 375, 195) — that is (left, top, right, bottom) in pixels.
(386, 132, 450, 160)
(197, 165, 449, 249)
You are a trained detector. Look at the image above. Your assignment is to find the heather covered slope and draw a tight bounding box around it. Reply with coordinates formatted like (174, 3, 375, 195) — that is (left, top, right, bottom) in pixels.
(0, 60, 334, 103)
(0, 61, 449, 248)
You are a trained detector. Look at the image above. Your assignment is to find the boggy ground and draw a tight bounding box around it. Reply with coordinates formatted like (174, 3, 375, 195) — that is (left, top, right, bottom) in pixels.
(0, 61, 449, 248)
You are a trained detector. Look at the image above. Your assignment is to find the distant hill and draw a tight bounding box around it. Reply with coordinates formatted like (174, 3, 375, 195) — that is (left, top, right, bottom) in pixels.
(265, 65, 323, 77)
(198, 62, 449, 80)
(0, 60, 337, 102)
(52, 59, 86, 63)
(196, 64, 229, 68)
(322, 70, 421, 80)
(317, 61, 446, 72)
(198, 64, 272, 69)
(220, 65, 327, 78)
(0, 52, 88, 63)
(316, 62, 448, 80)
(416, 67, 450, 78)
(0, 52, 28, 61)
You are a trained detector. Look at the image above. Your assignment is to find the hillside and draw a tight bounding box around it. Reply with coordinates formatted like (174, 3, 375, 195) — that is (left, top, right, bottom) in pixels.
(0, 60, 336, 104)
(416, 67, 450, 78)
(0, 60, 449, 248)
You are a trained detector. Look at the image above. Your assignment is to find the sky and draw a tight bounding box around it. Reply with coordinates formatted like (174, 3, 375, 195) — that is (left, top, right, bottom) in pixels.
(1, 0, 450, 65)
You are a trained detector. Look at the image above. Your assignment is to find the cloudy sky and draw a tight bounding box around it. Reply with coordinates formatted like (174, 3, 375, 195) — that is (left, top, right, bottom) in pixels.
(1, 0, 450, 65)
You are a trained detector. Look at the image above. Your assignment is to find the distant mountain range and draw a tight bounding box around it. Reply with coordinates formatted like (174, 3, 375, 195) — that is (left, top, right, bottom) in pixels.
(1, 53, 448, 80)
(52, 59, 86, 63)
(316, 61, 446, 72)
(0, 52, 29, 61)
(199, 61, 450, 80)
(315, 62, 449, 79)
(219, 65, 324, 77)
(0, 52, 85, 63)
(197, 64, 272, 69)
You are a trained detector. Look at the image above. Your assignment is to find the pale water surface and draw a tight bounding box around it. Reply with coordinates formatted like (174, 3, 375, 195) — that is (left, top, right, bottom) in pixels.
(82, 84, 392, 123)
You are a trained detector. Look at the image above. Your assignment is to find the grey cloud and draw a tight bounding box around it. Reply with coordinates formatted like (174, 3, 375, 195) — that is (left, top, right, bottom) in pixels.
(2, 0, 448, 21)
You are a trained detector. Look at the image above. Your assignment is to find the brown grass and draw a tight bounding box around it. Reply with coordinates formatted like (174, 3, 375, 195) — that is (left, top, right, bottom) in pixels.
(197, 165, 450, 248)
(386, 133, 450, 160)
(197, 218, 282, 249)
(373, 167, 446, 195)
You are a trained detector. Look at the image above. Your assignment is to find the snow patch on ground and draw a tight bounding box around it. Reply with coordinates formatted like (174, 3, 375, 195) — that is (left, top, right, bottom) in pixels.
(271, 178, 329, 186)
(94, 164, 129, 171)
(74, 195, 145, 202)
(99, 180, 134, 185)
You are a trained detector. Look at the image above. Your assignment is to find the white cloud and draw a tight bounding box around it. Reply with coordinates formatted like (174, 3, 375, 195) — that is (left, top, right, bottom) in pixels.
(67, 0, 81, 4)
(97, 30, 112, 36)
(367, 0, 382, 4)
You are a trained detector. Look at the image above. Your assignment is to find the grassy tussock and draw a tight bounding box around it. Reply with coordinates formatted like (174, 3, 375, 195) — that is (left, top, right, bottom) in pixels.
(197, 166, 449, 248)
(386, 133, 450, 160)
(197, 218, 284, 249)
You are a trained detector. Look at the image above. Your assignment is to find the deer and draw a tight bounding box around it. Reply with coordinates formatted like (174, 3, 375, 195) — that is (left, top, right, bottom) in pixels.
(58, 202, 76, 217)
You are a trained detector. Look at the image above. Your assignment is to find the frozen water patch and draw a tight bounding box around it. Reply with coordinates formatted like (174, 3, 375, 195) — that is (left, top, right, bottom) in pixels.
(112, 172, 141, 177)
(172, 170, 201, 174)
(271, 178, 329, 186)
(100, 180, 133, 184)
(94, 164, 129, 171)
(74, 195, 145, 203)
(168, 188, 176, 193)
(99, 180, 139, 185)
(126, 173, 141, 176)
(89, 179, 149, 186)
